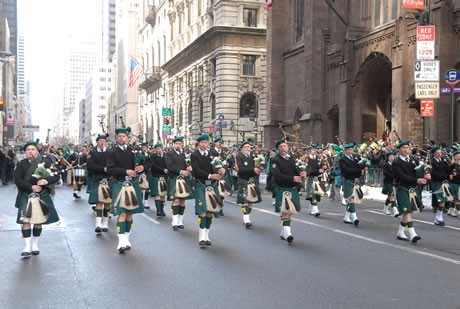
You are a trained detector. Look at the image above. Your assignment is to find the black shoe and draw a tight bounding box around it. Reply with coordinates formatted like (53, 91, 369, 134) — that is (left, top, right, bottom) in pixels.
(199, 240, 206, 248)
(353, 219, 359, 226)
(434, 220, 445, 226)
(31, 250, 40, 256)
(118, 247, 126, 253)
(95, 227, 102, 234)
(314, 212, 320, 217)
(411, 236, 421, 244)
(245, 222, 253, 229)
(125, 245, 131, 250)
(397, 236, 409, 241)
(213, 213, 220, 218)
(21, 251, 31, 258)
(156, 211, 161, 217)
(287, 235, 294, 244)
(343, 220, 352, 224)
(205, 240, 211, 246)
(172, 225, 179, 231)
(280, 235, 286, 240)
(102, 228, 108, 232)
(178, 225, 184, 229)
(91, 206, 96, 211)
(144, 206, 150, 209)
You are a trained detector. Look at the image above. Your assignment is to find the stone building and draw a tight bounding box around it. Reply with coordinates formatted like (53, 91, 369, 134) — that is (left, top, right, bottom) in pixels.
(265, 0, 460, 148)
(138, 0, 267, 147)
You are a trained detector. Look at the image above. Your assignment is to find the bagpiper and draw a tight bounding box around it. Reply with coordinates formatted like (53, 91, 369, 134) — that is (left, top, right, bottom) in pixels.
(165, 136, 193, 230)
(86, 134, 111, 234)
(68, 144, 88, 199)
(14, 141, 61, 257)
(382, 150, 400, 217)
(148, 142, 168, 217)
(305, 144, 327, 217)
(191, 134, 226, 248)
(430, 146, 452, 226)
(448, 150, 460, 217)
(392, 140, 429, 243)
(271, 139, 305, 244)
(339, 142, 368, 226)
(107, 127, 150, 253)
(209, 136, 233, 217)
(235, 140, 262, 228)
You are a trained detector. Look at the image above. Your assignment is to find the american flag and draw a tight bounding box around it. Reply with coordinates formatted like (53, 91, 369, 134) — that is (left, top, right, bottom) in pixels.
(128, 56, 143, 88)
(265, 0, 273, 10)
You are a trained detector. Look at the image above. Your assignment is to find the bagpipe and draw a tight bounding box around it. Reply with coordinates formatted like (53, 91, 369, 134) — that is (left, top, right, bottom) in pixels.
(211, 156, 232, 197)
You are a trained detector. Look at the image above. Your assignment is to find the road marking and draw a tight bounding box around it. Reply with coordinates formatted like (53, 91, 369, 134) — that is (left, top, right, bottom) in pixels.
(140, 213, 160, 225)
(365, 210, 460, 232)
(231, 202, 460, 266)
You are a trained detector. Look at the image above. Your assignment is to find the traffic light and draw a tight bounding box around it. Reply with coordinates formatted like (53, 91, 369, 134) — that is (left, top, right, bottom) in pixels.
(0, 99, 4, 111)
(164, 116, 171, 125)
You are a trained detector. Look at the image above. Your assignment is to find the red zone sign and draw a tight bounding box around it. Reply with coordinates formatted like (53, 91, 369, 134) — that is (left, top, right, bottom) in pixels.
(417, 26, 435, 60)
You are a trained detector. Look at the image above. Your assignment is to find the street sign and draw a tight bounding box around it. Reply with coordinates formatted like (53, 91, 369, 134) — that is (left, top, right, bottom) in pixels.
(415, 82, 439, 99)
(420, 99, 434, 117)
(444, 69, 460, 87)
(414, 60, 439, 81)
(402, 0, 425, 10)
(162, 125, 171, 134)
(441, 87, 451, 94)
(162, 108, 172, 116)
(416, 26, 435, 60)
(218, 114, 225, 120)
(22, 125, 40, 132)
(220, 120, 228, 129)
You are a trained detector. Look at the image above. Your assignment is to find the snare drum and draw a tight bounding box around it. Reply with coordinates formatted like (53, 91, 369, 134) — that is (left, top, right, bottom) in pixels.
(75, 168, 87, 177)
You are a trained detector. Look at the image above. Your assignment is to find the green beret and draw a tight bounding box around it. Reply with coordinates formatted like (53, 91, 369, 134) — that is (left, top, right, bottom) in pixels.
(332, 145, 343, 152)
(240, 140, 251, 149)
(214, 136, 223, 143)
(141, 142, 148, 147)
(430, 146, 440, 154)
(154, 143, 163, 148)
(196, 134, 209, 142)
(172, 136, 184, 143)
(311, 144, 319, 149)
(275, 139, 287, 148)
(396, 140, 410, 149)
(96, 134, 109, 141)
(387, 150, 398, 156)
(115, 127, 131, 135)
(453, 151, 460, 156)
(23, 141, 38, 150)
(344, 142, 355, 149)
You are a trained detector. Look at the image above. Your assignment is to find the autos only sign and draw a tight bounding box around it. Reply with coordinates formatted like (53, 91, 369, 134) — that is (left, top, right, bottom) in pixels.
(416, 26, 435, 60)
(414, 60, 439, 82)
(415, 82, 440, 99)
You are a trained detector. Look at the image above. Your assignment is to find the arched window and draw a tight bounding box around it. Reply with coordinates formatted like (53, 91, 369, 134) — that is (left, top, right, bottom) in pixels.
(210, 93, 216, 120)
(179, 104, 183, 127)
(240, 93, 257, 118)
(198, 97, 204, 122)
(188, 97, 193, 125)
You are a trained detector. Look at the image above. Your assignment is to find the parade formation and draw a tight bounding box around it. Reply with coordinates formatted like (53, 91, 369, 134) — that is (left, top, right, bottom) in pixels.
(10, 127, 460, 257)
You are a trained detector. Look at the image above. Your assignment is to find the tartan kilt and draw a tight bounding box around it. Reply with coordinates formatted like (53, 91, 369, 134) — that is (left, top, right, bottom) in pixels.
(305, 177, 321, 202)
(167, 175, 194, 201)
(275, 186, 300, 213)
(343, 179, 354, 199)
(150, 175, 167, 197)
(450, 183, 460, 200)
(236, 178, 262, 204)
(110, 179, 144, 216)
(396, 187, 414, 214)
(432, 182, 449, 203)
(194, 181, 220, 215)
(381, 183, 395, 196)
(16, 190, 60, 224)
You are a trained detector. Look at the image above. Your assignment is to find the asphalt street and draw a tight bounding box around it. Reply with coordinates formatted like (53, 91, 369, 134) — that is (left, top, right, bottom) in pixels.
(1, 183, 460, 309)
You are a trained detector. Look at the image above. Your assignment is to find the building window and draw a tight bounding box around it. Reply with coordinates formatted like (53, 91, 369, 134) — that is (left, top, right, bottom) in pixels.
(210, 93, 216, 120)
(198, 97, 204, 123)
(209, 58, 216, 77)
(294, 0, 304, 43)
(188, 99, 193, 125)
(179, 105, 183, 127)
(240, 93, 257, 118)
(242, 55, 256, 76)
(374, 0, 399, 27)
(243, 8, 257, 27)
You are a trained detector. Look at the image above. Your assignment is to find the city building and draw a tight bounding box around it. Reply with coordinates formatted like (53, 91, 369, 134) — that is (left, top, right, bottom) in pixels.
(137, 0, 267, 146)
(265, 0, 460, 147)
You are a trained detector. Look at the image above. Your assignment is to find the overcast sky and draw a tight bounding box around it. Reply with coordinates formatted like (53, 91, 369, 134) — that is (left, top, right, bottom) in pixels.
(19, 0, 100, 140)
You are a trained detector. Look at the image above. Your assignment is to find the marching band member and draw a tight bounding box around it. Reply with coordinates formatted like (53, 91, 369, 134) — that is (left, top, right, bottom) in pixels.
(271, 139, 305, 244)
(165, 136, 193, 230)
(191, 134, 225, 247)
(339, 143, 368, 225)
(149, 143, 168, 217)
(235, 140, 262, 228)
(135, 142, 151, 209)
(68, 144, 88, 199)
(305, 144, 326, 217)
(14, 141, 61, 257)
(107, 127, 150, 253)
(382, 150, 399, 216)
(392, 141, 429, 243)
(430, 146, 452, 226)
(86, 134, 111, 234)
(448, 150, 460, 217)
(209, 136, 233, 217)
